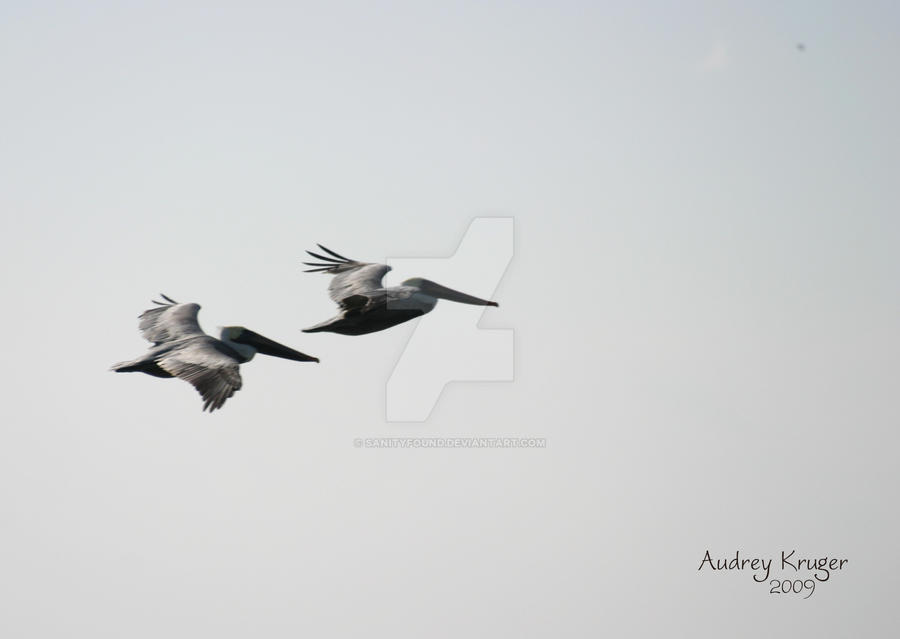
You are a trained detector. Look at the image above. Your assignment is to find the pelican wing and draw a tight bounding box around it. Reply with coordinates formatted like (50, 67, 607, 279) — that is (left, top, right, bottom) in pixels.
(303, 245, 390, 306)
(329, 264, 390, 305)
(138, 295, 205, 344)
(157, 337, 243, 412)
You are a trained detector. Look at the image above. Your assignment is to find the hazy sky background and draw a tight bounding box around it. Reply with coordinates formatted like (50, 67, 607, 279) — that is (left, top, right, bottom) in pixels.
(1, 1, 898, 636)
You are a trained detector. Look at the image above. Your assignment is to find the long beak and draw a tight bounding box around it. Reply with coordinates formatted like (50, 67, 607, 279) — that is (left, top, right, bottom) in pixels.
(241, 330, 319, 362)
(424, 280, 499, 307)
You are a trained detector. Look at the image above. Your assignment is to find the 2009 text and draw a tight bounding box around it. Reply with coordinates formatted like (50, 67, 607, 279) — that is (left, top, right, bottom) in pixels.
(769, 579, 816, 599)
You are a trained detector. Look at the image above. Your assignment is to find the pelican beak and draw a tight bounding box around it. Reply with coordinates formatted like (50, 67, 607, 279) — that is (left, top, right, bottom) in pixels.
(424, 280, 499, 307)
(239, 330, 319, 362)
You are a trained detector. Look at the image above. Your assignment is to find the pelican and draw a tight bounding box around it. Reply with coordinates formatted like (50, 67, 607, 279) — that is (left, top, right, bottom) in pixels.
(112, 295, 319, 411)
(302, 245, 499, 335)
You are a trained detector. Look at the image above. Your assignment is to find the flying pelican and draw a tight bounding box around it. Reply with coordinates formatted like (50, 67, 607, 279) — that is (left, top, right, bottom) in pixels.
(112, 295, 319, 411)
(302, 245, 499, 335)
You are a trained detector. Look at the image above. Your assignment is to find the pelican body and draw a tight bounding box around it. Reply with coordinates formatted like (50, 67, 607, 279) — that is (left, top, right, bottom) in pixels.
(302, 245, 498, 336)
(112, 295, 318, 411)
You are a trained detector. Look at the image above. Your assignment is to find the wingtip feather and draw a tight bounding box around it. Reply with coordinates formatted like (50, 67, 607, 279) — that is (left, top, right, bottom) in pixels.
(316, 244, 353, 262)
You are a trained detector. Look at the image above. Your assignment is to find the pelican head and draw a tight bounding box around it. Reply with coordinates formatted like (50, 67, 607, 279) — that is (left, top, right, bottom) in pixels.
(403, 278, 499, 307)
(220, 326, 319, 362)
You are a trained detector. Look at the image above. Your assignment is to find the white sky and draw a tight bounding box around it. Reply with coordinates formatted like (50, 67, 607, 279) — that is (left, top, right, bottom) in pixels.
(1, 1, 898, 636)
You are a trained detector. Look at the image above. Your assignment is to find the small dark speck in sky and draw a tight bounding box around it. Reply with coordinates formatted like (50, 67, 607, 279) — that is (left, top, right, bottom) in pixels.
(797, 43, 806, 51)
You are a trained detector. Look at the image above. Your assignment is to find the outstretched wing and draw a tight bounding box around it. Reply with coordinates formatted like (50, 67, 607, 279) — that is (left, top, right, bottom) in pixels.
(157, 337, 243, 412)
(138, 294, 205, 344)
(303, 245, 391, 306)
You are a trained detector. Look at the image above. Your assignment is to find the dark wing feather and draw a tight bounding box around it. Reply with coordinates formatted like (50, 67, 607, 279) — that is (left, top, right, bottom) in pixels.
(339, 294, 372, 313)
(316, 244, 353, 261)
